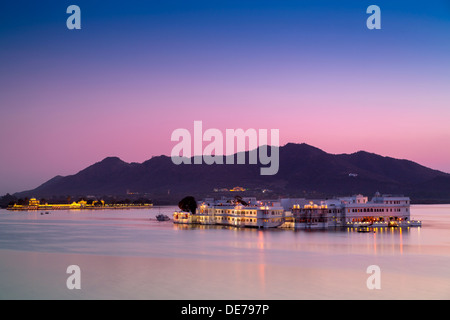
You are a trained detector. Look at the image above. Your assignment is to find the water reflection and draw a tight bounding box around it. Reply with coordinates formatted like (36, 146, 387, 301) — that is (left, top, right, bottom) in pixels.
(343, 226, 414, 256)
(1, 206, 449, 299)
(171, 221, 418, 259)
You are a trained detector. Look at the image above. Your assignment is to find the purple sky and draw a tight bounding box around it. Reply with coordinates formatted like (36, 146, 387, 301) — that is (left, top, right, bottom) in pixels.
(1, 1, 450, 194)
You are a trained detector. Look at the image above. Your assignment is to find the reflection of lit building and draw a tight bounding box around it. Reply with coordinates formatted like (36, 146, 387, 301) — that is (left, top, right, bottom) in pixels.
(173, 197, 283, 228)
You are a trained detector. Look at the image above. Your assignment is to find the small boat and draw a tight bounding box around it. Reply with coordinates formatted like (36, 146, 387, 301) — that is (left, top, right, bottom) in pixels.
(388, 221, 399, 228)
(156, 214, 170, 221)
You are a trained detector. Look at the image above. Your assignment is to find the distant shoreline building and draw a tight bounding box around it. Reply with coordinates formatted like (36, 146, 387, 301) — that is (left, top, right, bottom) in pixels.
(8, 198, 152, 211)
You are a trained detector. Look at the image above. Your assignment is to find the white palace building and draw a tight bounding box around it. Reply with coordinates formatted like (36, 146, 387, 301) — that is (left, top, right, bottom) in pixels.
(281, 192, 421, 229)
(172, 193, 421, 229)
(173, 197, 284, 228)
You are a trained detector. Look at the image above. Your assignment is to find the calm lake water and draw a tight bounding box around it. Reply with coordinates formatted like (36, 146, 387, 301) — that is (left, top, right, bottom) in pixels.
(0, 205, 449, 299)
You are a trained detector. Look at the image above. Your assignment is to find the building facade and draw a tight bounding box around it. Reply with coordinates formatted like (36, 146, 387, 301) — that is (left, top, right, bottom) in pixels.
(173, 197, 284, 228)
(285, 192, 418, 229)
(173, 193, 421, 230)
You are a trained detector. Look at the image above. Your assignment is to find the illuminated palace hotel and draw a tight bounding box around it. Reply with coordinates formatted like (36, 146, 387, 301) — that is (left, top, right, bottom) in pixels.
(282, 192, 421, 229)
(173, 197, 284, 228)
(173, 193, 421, 229)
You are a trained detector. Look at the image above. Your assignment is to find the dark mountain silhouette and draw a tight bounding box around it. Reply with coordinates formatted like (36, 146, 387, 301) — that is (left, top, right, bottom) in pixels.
(14, 143, 450, 203)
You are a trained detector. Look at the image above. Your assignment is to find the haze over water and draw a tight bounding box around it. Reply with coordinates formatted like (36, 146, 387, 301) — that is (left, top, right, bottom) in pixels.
(0, 205, 449, 299)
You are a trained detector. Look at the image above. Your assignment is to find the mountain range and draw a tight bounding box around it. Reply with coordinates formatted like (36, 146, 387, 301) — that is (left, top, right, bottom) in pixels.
(14, 143, 450, 203)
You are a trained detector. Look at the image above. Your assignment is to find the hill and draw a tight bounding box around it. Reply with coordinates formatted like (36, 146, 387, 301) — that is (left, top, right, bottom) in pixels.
(13, 143, 450, 204)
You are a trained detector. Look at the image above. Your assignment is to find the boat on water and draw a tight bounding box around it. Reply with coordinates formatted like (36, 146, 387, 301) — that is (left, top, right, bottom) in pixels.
(388, 221, 399, 228)
(156, 214, 170, 221)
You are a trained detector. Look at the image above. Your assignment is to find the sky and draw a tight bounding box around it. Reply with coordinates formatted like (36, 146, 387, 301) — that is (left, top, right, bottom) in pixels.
(1, 0, 450, 195)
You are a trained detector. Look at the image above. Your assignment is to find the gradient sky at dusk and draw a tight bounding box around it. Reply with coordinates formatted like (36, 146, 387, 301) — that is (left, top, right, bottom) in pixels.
(1, 1, 450, 194)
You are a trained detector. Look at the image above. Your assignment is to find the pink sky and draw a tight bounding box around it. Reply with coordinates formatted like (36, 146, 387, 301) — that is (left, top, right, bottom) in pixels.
(1, 67, 449, 195)
(1, 1, 449, 194)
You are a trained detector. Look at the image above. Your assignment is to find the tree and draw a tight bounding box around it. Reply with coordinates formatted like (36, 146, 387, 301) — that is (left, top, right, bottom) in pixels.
(0, 194, 18, 208)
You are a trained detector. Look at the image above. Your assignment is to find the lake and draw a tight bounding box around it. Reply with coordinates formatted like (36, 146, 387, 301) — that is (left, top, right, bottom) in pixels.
(0, 205, 449, 299)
